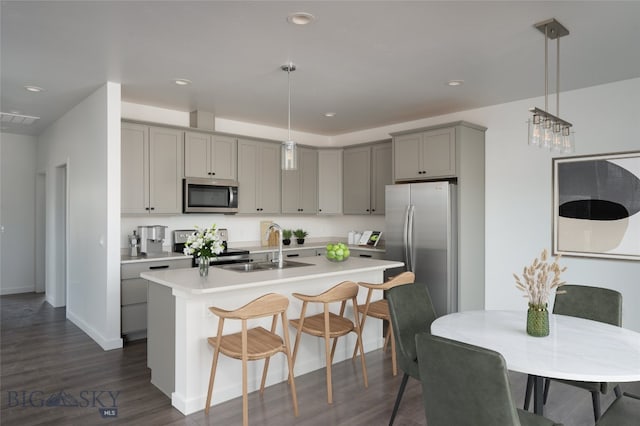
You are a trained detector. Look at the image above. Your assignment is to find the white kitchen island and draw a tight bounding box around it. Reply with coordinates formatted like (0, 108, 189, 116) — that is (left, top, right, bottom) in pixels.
(141, 256, 403, 415)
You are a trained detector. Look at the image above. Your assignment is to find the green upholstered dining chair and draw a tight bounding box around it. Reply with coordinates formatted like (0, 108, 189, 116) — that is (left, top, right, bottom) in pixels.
(386, 282, 437, 426)
(523, 284, 623, 421)
(417, 332, 563, 426)
(595, 393, 640, 426)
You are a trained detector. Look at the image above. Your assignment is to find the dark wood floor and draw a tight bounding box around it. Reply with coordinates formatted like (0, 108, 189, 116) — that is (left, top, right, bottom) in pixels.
(1, 293, 637, 425)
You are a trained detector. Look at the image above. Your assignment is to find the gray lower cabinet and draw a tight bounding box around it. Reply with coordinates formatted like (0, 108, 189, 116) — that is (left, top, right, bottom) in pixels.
(237, 139, 281, 214)
(281, 147, 318, 214)
(121, 257, 191, 340)
(343, 141, 392, 215)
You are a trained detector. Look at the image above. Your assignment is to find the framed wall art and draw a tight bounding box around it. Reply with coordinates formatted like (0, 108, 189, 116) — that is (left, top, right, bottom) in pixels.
(553, 151, 640, 261)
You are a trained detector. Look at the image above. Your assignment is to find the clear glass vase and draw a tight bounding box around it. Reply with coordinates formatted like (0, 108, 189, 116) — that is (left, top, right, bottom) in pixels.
(526, 303, 549, 337)
(198, 256, 210, 277)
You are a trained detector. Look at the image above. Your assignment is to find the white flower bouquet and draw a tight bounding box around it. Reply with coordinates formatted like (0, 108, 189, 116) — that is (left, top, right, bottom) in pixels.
(513, 248, 566, 307)
(183, 224, 224, 260)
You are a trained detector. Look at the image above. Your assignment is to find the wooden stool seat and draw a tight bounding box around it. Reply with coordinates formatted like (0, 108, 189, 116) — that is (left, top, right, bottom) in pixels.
(289, 312, 354, 338)
(357, 299, 389, 320)
(205, 293, 298, 426)
(290, 281, 368, 404)
(208, 326, 286, 360)
(353, 271, 415, 377)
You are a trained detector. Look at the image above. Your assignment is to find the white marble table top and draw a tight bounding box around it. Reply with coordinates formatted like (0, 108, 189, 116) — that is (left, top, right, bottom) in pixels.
(431, 310, 640, 383)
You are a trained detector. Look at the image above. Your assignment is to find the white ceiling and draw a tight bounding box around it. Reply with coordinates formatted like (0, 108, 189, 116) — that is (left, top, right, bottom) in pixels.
(2, 1, 639, 137)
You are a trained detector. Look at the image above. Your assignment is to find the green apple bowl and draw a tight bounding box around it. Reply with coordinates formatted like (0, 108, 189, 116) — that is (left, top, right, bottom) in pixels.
(325, 242, 350, 262)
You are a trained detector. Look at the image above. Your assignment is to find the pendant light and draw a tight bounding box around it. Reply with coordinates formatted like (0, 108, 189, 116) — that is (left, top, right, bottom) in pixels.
(281, 63, 297, 170)
(527, 18, 574, 153)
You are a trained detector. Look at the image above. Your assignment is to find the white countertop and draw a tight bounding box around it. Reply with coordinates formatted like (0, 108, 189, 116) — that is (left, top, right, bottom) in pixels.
(141, 256, 403, 295)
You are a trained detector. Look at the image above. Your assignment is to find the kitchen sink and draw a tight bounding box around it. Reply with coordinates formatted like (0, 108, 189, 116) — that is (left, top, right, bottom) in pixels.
(217, 260, 313, 272)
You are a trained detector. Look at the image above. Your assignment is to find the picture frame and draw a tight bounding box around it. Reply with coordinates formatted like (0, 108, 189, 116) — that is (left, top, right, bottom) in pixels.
(552, 151, 640, 261)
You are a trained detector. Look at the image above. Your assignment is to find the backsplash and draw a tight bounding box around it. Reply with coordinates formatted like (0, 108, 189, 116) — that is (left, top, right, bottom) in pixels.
(121, 214, 385, 250)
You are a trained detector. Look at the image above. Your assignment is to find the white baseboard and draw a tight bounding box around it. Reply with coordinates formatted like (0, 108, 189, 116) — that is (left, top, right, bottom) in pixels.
(0, 286, 35, 295)
(67, 310, 123, 351)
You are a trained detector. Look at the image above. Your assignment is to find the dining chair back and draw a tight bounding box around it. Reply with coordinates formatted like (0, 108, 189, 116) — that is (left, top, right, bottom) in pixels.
(385, 282, 437, 425)
(524, 284, 623, 421)
(416, 332, 562, 426)
(353, 271, 415, 376)
(595, 393, 640, 426)
(289, 280, 367, 404)
(205, 293, 298, 426)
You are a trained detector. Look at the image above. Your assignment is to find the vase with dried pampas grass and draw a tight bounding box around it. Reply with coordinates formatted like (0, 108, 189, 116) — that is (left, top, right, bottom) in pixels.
(514, 249, 567, 337)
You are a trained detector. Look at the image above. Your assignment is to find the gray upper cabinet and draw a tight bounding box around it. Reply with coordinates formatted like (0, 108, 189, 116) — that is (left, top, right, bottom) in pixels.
(282, 147, 318, 214)
(343, 141, 391, 215)
(393, 127, 455, 181)
(238, 139, 281, 214)
(184, 132, 237, 180)
(317, 149, 343, 215)
(122, 123, 183, 214)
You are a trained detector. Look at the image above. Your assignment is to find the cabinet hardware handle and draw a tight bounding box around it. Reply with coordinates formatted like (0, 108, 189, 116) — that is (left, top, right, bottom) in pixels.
(366, 209, 370, 212)
(145, 207, 150, 211)
(372, 209, 375, 212)
(359, 254, 372, 258)
(150, 207, 155, 211)
(212, 172, 215, 175)
(319, 209, 322, 212)
(286, 254, 299, 258)
(149, 265, 170, 270)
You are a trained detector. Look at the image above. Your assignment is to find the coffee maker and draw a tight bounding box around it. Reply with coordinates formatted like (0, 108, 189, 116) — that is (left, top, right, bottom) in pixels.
(138, 225, 167, 254)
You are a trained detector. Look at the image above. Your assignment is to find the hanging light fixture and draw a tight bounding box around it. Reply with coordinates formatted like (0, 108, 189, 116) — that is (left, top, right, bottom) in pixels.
(281, 62, 297, 170)
(527, 18, 574, 153)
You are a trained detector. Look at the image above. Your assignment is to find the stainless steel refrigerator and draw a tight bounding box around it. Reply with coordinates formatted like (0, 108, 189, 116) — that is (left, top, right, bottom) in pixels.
(385, 181, 458, 316)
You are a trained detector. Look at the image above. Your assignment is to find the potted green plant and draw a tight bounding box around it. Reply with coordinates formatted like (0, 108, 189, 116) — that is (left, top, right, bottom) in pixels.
(282, 229, 292, 246)
(293, 229, 308, 245)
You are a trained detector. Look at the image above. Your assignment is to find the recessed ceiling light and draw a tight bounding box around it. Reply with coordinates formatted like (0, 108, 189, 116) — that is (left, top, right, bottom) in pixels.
(24, 85, 44, 92)
(287, 12, 315, 25)
(173, 78, 192, 86)
(324, 112, 336, 117)
(447, 80, 464, 87)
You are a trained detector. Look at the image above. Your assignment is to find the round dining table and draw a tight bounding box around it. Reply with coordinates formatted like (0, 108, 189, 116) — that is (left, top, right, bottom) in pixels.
(430, 310, 640, 416)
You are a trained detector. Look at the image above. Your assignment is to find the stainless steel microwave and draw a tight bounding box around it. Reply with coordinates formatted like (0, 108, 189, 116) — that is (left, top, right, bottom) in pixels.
(183, 178, 239, 214)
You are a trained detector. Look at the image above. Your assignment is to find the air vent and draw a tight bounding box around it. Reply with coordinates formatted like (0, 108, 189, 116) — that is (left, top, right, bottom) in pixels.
(0, 112, 40, 125)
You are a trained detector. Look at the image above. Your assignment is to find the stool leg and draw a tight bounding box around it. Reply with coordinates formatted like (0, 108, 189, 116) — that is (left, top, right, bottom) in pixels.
(281, 311, 299, 417)
(353, 296, 368, 388)
(205, 345, 221, 415)
(324, 304, 333, 404)
(242, 323, 249, 426)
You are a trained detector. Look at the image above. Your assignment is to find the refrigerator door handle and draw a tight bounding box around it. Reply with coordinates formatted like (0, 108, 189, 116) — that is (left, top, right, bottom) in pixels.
(403, 205, 411, 272)
(407, 204, 415, 272)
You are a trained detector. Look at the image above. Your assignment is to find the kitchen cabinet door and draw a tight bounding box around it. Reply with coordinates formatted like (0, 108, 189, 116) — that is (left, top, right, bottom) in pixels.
(318, 149, 342, 215)
(149, 126, 183, 214)
(185, 133, 237, 180)
(184, 131, 210, 178)
(421, 127, 456, 178)
(393, 127, 456, 181)
(282, 147, 318, 214)
(121, 123, 149, 214)
(371, 142, 392, 215)
(238, 139, 281, 214)
(343, 146, 371, 214)
(210, 135, 237, 180)
(393, 133, 422, 180)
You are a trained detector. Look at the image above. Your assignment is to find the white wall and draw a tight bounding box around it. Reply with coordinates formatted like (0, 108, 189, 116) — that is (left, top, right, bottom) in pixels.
(334, 78, 640, 332)
(0, 133, 37, 294)
(37, 82, 122, 350)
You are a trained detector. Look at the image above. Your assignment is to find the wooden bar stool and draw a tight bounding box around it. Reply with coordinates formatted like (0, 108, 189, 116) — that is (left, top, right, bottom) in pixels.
(204, 293, 298, 426)
(352, 272, 415, 376)
(289, 281, 368, 404)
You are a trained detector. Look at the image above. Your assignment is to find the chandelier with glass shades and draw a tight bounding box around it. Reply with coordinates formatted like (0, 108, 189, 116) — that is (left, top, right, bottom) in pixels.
(528, 18, 574, 153)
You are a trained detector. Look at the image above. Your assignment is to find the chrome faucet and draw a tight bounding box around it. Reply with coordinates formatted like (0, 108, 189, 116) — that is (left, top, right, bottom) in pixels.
(265, 223, 284, 268)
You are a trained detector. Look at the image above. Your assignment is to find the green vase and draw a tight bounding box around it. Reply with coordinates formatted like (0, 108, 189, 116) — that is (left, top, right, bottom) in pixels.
(526, 303, 549, 337)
